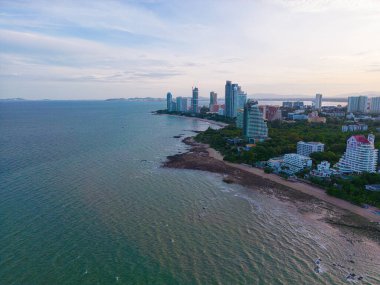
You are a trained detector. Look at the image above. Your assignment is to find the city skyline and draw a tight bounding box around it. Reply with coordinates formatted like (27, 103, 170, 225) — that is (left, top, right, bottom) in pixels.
(1, 0, 380, 99)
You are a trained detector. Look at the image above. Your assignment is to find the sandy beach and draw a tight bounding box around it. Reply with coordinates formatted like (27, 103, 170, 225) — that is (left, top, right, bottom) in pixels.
(164, 137, 380, 244)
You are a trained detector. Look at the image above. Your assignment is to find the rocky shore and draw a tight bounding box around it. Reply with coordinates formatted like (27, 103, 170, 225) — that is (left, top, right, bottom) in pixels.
(164, 136, 380, 245)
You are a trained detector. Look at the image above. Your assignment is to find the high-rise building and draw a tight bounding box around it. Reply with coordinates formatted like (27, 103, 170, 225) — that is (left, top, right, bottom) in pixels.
(225, 81, 234, 117)
(209, 91, 217, 107)
(315, 93, 322, 110)
(176, 97, 188, 112)
(243, 100, 268, 142)
(347, 96, 368, 113)
(166, 92, 173, 112)
(282, 101, 293, 108)
(336, 134, 378, 173)
(237, 87, 247, 110)
(236, 109, 244, 129)
(225, 80, 246, 118)
(209, 91, 218, 112)
(370, 97, 380, 113)
(297, 141, 325, 157)
(191, 87, 199, 113)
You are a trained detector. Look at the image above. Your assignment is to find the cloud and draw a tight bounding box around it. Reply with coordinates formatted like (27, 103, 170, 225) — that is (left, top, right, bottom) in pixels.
(0, 0, 380, 99)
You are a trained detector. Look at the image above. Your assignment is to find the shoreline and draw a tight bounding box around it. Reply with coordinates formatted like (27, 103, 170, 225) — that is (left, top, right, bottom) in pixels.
(164, 136, 380, 244)
(154, 112, 229, 128)
(207, 146, 380, 223)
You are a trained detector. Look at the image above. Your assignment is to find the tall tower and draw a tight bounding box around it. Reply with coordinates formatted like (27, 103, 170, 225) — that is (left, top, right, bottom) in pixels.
(209, 91, 217, 108)
(166, 92, 173, 111)
(243, 99, 268, 143)
(191, 87, 199, 113)
(315, 93, 322, 110)
(225, 81, 233, 117)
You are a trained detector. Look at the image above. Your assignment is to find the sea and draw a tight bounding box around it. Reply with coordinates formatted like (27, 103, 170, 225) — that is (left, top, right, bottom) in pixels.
(0, 100, 378, 285)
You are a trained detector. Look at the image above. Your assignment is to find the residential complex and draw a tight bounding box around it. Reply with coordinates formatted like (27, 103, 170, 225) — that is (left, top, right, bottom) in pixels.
(243, 100, 268, 143)
(370, 97, 380, 113)
(297, 141, 325, 157)
(336, 134, 378, 173)
(347, 96, 368, 113)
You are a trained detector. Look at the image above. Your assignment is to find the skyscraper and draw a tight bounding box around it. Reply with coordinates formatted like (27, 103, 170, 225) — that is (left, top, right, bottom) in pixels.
(176, 97, 188, 112)
(225, 81, 234, 117)
(315, 93, 322, 110)
(225, 80, 246, 118)
(243, 99, 268, 143)
(347, 96, 368, 113)
(209, 91, 217, 109)
(191, 87, 199, 113)
(166, 92, 173, 112)
(237, 87, 247, 109)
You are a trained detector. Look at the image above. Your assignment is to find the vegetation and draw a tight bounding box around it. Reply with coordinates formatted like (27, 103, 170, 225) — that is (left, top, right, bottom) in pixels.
(193, 119, 380, 208)
(310, 173, 380, 208)
(155, 109, 235, 124)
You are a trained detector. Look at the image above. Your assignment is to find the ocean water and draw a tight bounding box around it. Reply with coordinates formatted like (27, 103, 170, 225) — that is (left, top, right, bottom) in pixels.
(0, 101, 379, 285)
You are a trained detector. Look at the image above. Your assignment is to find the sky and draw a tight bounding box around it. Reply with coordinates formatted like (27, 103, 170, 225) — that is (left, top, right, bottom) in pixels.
(0, 0, 380, 100)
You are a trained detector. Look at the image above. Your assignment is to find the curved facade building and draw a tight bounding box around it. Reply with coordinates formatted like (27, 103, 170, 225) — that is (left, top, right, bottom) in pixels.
(336, 134, 378, 173)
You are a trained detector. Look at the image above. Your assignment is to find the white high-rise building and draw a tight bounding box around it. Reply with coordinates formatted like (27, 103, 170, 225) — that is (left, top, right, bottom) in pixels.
(315, 93, 322, 110)
(297, 141, 325, 157)
(347, 96, 368, 113)
(370, 97, 380, 113)
(336, 134, 378, 173)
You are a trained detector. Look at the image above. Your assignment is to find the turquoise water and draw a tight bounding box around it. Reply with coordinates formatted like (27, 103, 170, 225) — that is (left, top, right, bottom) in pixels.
(0, 101, 379, 284)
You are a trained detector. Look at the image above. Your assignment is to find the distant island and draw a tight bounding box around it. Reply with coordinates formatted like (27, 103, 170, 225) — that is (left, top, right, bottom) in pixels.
(0, 98, 26, 101)
(105, 97, 165, 102)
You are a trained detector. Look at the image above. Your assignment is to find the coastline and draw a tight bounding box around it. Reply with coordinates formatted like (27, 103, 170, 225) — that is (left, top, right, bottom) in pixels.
(154, 112, 229, 128)
(164, 136, 380, 244)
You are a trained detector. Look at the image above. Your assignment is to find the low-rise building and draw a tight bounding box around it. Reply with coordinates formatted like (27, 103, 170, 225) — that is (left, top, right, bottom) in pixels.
(288, 113, 308, 120)
(267, 157, 284, 172)
(297, 141, 324, 157)
(341, 124, 368, 132)
(307, 111, 326, 123)
(310, 161, 336, 178)
(282, 153, 312, 175)
(365, 184, 380, 192)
